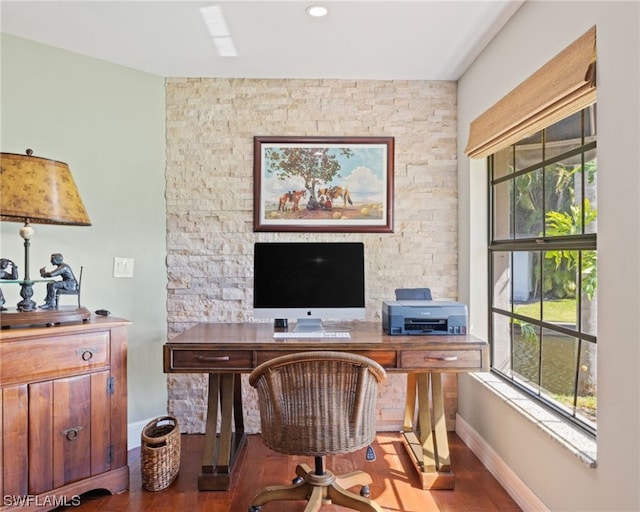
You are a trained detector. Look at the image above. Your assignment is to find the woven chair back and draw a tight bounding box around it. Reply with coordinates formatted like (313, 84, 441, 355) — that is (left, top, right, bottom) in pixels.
(249, 351, 386, 456)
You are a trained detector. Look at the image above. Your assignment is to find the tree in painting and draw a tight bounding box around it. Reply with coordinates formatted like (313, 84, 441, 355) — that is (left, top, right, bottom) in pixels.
(265, 147, 353, 199)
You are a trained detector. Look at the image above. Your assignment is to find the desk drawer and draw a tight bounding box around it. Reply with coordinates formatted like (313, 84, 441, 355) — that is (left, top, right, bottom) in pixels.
(170, 349, 253, 371)
(256, 350, 397, 369)
(400, 349, 482, 371)
(1, 332, 109, 386)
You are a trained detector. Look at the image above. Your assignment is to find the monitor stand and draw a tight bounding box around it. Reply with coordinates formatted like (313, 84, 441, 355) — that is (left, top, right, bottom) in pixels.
(293, 318, 325, 332)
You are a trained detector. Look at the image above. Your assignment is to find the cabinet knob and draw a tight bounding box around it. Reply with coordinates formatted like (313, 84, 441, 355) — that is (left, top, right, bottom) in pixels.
(62, 426, 84, 441)
(76, 348, 97, 361)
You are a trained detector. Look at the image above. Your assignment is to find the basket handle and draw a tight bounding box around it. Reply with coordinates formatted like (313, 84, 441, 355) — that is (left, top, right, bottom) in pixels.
(142, 415, 179, 444)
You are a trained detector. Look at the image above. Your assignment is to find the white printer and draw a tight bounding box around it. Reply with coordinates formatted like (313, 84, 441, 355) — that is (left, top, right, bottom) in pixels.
(382, 300, 468, 335)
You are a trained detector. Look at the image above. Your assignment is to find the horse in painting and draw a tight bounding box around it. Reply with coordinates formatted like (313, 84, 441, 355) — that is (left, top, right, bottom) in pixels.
(317, 186, 353, 208)
(278, 190, 307, 211)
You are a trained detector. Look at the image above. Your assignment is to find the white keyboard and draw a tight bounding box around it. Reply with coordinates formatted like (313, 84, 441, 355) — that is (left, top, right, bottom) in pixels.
(273, 331, 351, 340)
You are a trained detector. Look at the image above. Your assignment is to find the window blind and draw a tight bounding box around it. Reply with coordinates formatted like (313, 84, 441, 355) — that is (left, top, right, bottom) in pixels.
(465, 26, 596, 159)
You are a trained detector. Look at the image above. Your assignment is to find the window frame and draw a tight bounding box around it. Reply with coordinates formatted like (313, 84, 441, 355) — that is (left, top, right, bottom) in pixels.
(487, 107, 597, 437)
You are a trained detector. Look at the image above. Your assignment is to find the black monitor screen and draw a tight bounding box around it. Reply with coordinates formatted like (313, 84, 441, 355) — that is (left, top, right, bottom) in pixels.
(253, 242, 365, 320)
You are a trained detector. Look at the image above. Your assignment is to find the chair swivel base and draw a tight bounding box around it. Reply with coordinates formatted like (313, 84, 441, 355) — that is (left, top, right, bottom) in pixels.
(248, 463, 383, 512)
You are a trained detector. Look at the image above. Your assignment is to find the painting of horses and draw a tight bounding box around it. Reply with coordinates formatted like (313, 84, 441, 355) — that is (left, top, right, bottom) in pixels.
(253, 136, 394, 232)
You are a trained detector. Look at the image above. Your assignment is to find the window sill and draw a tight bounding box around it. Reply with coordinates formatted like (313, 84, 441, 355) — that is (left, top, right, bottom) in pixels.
(469, 371, 597, 468)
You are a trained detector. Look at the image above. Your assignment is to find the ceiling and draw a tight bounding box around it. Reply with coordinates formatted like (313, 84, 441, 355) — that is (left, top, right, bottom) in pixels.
(0, 1, 524, 80)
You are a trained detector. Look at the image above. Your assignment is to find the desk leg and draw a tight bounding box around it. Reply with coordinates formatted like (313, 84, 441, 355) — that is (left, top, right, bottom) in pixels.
(198, 373, 247, 491)
(401, 372, 455, 490)
(431, 373, 451, 473)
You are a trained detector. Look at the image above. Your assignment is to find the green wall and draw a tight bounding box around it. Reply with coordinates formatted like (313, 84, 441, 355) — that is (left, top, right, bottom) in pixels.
(1, 34, 168, 436)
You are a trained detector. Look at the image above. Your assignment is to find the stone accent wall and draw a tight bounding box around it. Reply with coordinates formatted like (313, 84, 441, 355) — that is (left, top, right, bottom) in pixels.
(165, 78, 458, 433)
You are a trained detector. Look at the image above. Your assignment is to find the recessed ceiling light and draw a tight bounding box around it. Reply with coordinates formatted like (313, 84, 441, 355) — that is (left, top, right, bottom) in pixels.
(306, 5, 328, 17)
(200, 5, 238, 57)
(213, 37, 237, 58)
(200, 5, 229, 37)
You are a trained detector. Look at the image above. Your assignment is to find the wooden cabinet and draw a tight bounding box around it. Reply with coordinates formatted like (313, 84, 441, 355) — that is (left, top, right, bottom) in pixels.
(0, 317, 130, 512)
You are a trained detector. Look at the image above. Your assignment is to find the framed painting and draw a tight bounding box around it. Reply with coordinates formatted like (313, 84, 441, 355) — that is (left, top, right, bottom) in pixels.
(253, 136, 394, 232)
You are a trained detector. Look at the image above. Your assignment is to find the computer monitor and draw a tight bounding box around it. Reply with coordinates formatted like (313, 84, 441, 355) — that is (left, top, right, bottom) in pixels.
(253, 242, 366, 331)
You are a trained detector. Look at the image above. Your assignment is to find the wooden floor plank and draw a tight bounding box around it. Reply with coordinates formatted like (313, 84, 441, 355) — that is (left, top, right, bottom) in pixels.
(62, 433, 521, 512)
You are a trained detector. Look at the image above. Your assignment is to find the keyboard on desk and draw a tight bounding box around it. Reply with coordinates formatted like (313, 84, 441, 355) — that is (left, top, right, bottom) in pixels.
(273, 331, 351, 340)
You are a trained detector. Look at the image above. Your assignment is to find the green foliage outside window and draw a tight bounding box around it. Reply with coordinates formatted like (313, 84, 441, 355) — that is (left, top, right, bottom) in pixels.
(490, 106, 597, 433)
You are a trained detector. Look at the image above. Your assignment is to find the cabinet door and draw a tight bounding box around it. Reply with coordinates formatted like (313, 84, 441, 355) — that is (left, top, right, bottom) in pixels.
(89, 370, 111, 476)
(28, 380, 54, 494)
(2, 385, 28, 497)
(28, 371, 111, 492)
(0, 389, 2, 496)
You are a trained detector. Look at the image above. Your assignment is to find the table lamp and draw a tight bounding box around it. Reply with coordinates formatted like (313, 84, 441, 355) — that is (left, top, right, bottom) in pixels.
(0, 149, 91, 320)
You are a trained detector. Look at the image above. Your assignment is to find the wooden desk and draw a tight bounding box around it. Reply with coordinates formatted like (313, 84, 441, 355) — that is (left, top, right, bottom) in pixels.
(163, 322, 488, 491)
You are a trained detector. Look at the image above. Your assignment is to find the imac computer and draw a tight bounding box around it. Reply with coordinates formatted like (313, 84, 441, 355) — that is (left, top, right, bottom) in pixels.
(253, 242, 365, 332)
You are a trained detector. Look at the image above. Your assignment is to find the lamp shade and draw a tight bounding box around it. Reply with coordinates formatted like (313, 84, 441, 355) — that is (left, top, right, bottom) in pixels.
(0, 150, 91, 226)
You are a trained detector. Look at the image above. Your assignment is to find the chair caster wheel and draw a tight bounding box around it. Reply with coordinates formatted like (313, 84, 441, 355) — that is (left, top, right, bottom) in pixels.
(292, 476, 304, 484)
(248, 506, 262, 512)
(360, 484, 371, 498)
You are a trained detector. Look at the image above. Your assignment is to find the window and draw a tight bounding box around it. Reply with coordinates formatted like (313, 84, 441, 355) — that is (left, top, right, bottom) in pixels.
(489, 106, 597, 435)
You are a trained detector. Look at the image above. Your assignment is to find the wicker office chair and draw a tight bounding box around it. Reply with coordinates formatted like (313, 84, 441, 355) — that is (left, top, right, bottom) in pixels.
(248, 351, 386, 512)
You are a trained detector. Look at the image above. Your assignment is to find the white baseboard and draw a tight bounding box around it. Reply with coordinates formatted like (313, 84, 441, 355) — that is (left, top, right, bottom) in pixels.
(128, 418, 154, 451)
(456, 414, 549, 512)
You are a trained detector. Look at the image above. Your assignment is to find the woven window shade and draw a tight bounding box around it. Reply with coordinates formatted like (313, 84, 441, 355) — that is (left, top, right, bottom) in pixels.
(465, 26, 596, 159)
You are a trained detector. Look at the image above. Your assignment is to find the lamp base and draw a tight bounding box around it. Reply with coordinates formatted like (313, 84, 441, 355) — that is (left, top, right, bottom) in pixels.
(0, 306, 91, 328)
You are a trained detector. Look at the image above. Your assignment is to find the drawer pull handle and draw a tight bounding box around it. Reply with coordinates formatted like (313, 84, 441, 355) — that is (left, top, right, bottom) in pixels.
(197, 355, 231, 362)
(425, 356, 458, 362)
(62, 426, 84, 441)
(76, 348, 98, 361)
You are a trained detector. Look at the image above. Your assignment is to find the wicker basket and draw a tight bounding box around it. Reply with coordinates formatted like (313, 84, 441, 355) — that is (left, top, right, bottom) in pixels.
(141, 415, 181, 491)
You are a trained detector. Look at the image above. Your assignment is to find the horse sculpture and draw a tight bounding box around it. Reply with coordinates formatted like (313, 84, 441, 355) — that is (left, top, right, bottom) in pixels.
(318, 186, 353, 208)
(278, 190, 307, 212)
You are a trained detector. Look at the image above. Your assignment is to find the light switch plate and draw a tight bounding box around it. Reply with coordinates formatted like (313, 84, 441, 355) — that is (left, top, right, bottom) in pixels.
(113, 257, 134, 278)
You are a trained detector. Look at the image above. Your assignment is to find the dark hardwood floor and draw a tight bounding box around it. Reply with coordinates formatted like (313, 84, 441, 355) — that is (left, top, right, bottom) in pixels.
(66, 432, 521, 512)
